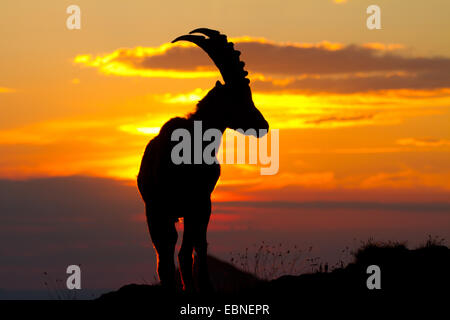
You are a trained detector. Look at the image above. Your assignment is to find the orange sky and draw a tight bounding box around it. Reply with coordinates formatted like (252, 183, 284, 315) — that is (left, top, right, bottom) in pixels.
(1, 34, 449, 194)
(0, 0, 449, 293)
(1, 0, 449, 219)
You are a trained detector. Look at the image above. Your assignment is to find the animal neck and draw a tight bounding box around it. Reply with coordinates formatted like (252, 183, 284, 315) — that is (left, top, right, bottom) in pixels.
(189, 88, 226, 133)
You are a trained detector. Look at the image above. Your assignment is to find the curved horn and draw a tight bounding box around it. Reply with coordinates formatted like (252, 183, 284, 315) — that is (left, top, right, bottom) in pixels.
(189, 28, 220, 37)
(171, 34, 206, 45)
(171, 28, 249, 85)
(171, 35, 210, 54)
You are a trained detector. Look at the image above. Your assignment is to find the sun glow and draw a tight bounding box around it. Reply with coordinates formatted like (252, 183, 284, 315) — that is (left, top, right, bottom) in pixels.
(157, 88, 450, 129)
(119, 124, 161, 135)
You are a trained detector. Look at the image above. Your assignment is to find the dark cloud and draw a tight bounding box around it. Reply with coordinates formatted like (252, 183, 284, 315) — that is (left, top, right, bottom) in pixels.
(238, 43, 450, 75)
(112, 41, 450, 92)
(214, 200, 450, 213)
(124, 43, 450, 74)
(304, 114, 375, 125)
(136, 46, 212, 71)
(252, 71, 450, 93)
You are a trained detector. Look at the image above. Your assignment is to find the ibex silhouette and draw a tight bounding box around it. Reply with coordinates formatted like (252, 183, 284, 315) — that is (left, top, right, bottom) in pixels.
(137, 28, 269, 292)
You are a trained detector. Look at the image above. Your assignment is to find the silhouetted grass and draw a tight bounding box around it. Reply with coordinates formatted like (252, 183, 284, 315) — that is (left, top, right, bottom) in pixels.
(419, 234, 446, 248)
(353, 234, 447, 264)
(229, 235, 448, 281)
(98, 235, 449, 306)
(42, 271, 78, 300)
(229, 241, 324, 280)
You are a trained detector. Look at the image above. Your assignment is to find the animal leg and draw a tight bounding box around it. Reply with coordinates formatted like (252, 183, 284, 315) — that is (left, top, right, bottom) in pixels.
(178, 224, 195, 292)
(192, 215, 213, 292)
(146, 209, 178, 290)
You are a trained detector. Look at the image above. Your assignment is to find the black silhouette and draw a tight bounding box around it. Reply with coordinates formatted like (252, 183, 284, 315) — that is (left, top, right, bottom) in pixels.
(98, 241, 450, 316)
(137, 28, 269, 292)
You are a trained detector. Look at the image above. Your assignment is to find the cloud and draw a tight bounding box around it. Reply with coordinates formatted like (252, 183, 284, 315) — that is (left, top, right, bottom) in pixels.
(251, 71, 450, 94)
(73, 43, 218, 79)
(215, 200, 450, 213)
(304, 114, 375, 125)
(75, 39, 398, 77)
(360, 170, 450, 190)
(74, 37, 450, 93)
(362, 43, 405, 51)
(262, 172, 337, 189)
(397, 138, 450, 147)
(219, 172, 338, 190)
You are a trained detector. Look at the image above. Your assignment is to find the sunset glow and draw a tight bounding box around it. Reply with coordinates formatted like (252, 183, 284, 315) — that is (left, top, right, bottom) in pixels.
(1, 0, 449, 293)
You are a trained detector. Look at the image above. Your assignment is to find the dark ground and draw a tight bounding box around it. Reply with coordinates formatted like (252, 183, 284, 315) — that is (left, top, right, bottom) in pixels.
(95, 241, 449, 317)
(2, 241, 448, 318)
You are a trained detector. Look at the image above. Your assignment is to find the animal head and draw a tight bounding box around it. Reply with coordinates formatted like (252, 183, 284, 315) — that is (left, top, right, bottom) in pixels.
(172, 28, 269, 137)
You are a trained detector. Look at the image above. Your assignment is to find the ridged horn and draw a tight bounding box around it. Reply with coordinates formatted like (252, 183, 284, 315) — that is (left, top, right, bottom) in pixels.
(172, 28, 250, 85)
